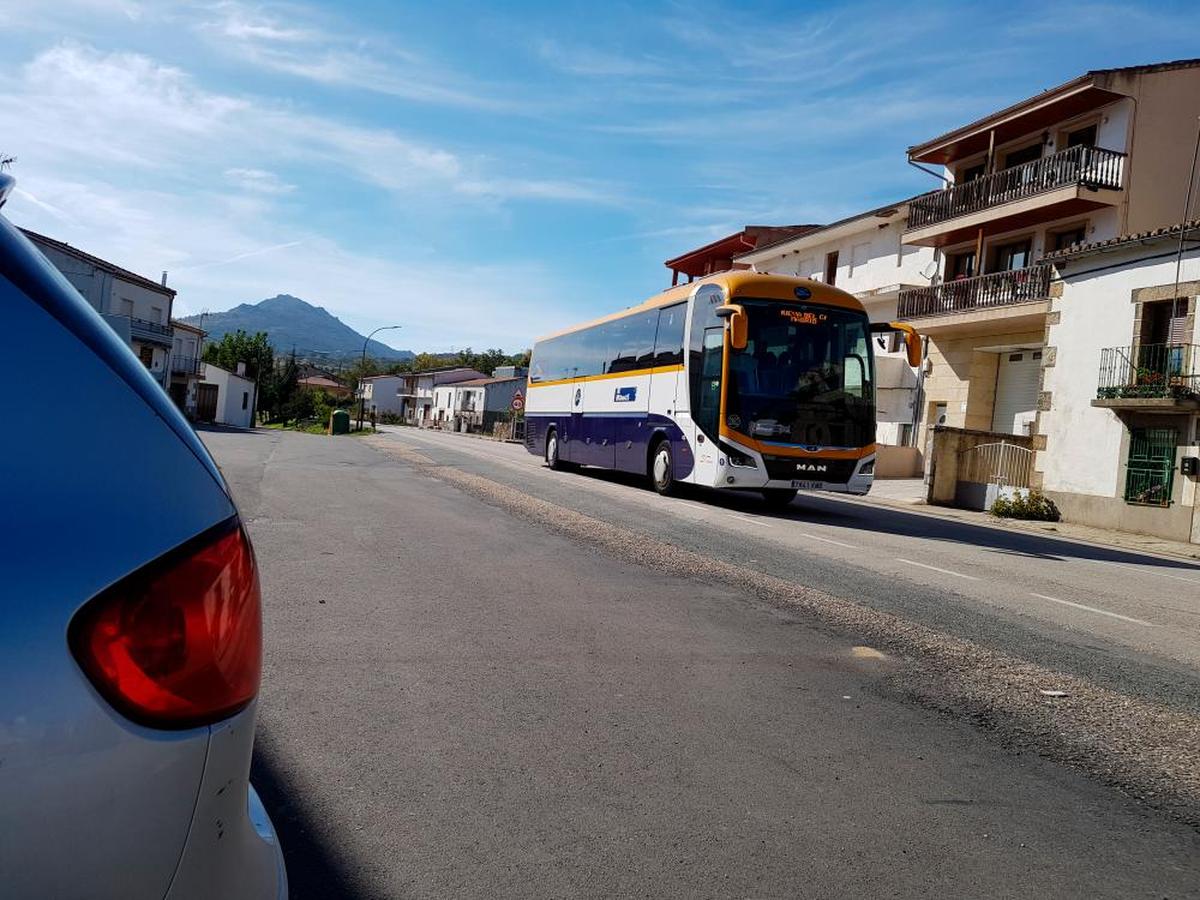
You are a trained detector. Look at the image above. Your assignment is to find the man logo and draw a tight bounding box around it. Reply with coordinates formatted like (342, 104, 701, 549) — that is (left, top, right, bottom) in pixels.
(795, 462, 827, 473)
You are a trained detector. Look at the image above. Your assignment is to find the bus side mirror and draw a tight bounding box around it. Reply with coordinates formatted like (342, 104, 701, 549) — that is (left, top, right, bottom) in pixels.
(885, 322, 922, 367)
(716, 304, 748, 350)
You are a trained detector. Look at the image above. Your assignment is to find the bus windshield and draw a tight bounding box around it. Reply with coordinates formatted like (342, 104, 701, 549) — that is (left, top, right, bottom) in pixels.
(725, 300, 875, 448)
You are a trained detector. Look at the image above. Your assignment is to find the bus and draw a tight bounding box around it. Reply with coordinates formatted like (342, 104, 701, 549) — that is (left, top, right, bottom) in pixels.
(524, 271, 921, 506)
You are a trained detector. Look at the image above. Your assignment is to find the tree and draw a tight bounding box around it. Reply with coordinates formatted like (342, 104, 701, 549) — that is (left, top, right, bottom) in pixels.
(202, 330, 274, 381)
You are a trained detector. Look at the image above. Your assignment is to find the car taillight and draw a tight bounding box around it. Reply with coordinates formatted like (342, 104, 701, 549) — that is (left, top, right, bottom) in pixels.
(69, 517, 262, 729)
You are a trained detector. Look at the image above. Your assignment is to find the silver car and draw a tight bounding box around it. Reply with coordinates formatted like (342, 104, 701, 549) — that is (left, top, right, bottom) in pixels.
(0, 172, 286, 899)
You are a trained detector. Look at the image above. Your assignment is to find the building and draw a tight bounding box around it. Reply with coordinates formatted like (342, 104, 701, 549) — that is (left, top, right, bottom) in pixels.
(664, 225, 820, 286)
(734, 199, 937, 472)
(1033, 223, 1199, 543)
(357, 367, 489, 423)
(25, 229, 177, 388)
(430, 371, 527, 432)
(198, 362, 257, 429)
(897, 59, 1200, 451)
(167, 319, 205, 416)
(296, 363, 351, 399)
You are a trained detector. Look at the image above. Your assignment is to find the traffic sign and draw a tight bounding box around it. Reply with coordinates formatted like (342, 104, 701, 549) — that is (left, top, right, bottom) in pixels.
(511, 390, 525, 411)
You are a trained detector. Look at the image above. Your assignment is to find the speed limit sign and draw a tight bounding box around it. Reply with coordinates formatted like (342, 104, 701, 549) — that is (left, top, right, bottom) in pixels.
(511, 390, 525, 411)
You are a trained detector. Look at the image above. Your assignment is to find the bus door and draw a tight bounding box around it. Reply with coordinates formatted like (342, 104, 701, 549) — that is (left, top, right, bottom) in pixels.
(688, 326, 726, 486)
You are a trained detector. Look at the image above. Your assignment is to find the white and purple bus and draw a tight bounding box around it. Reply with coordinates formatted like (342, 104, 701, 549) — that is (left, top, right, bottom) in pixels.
(524, 271, 920, 506)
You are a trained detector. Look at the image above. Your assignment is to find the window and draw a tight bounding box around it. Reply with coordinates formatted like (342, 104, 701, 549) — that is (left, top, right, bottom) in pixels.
(959, 161, 986, 183)
(824, 251, 839, 286)
(994, 239, 1032, 272)
(948, 250, 976, 280)
(695, 328, 725, 441)
(242, 391, 249, 410)
(652, 302, 686, 367)
(151, 306, 163, 323)
(606, 309, 658, 374)
(1141, 298, 1189, 345)
(1125, 427, 1177, 507)
(1051, 226, 1087, 251)
(138, 345, 154, 368)
(1002, 144, 1042, 169)
(119, 298, 134, 317)
(1066, 124, 1097, 149)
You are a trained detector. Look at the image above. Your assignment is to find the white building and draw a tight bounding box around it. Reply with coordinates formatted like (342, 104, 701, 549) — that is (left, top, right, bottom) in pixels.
(167, 319, 206, 417)
(199, 363, 257, 429)
(359, 374, 407, 417)
(430, 373, 526, 432)
(735, 200, 937, 474)
(1035, 223, 1199, 543)
(25, 229, 177, 388)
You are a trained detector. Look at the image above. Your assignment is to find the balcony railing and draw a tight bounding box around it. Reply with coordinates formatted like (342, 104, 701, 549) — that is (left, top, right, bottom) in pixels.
(898, 263, 1052, 319)
(170, 354, 203, 376)
(128, 316, 173, 345)
(908, 145, 1126, 230)
(1097, 344, 1199, 401)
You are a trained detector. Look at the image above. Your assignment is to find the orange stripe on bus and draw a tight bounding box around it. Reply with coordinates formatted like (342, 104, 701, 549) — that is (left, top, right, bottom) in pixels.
(527, 364, 684, 389)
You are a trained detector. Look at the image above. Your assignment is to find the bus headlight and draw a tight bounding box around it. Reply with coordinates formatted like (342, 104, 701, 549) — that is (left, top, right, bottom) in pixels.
(724, 446, 757, 468)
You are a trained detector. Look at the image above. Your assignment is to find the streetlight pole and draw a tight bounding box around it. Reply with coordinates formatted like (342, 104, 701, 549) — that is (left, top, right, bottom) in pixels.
(358, 325, 401, 430)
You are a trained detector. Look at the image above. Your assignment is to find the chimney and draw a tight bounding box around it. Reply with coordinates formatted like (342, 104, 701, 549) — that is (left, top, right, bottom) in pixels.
(161, 271, 168, 287)
(236, 362, 247, 377)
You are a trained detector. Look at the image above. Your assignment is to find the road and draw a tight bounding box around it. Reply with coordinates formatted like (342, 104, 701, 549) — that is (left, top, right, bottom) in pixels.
(200, 426, 1200, 899)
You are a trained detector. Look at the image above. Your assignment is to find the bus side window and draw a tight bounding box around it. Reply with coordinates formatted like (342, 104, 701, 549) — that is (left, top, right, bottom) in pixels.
(652, 302, 686, 367)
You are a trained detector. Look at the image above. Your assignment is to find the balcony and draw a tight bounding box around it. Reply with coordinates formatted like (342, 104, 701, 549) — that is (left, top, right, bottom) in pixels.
(904, 145, 1126, 246)
(1093, 344, 1200, 412)
(898, 264, 1052, 329)
(170, 354, 203, 377)
(128, 316, 174, 346)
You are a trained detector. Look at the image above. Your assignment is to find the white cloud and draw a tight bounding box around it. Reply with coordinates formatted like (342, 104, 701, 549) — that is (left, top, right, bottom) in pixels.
(223, 167, 296, 195)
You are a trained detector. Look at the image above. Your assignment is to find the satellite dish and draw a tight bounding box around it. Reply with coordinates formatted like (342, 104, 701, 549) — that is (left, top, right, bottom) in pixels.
(920, 259, 939, 281)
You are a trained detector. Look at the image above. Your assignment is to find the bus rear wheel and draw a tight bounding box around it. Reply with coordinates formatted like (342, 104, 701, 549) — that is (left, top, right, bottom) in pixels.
(650, 439, 676, 496)
(761, 488, 798, 509)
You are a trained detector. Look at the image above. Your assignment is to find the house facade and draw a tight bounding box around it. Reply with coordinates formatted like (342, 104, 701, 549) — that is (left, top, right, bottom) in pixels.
(198, 363, 257, 429)
(25, 229, 177, 388)
(359, 367, 488, 423)
(664, 225, 819, 286)
(897, 60, 1200, 453)
(168, 319, 205, 416)
(430, 372, 527, 432)
(1034, 224, 1199, 542)
(734, 200, 936, 469)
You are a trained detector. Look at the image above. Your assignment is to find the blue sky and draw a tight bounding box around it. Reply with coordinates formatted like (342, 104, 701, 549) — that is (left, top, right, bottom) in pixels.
(3, 0, 1199, 353)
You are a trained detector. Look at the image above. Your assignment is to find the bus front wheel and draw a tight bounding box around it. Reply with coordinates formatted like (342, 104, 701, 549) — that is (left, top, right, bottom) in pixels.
(761, 488, 798, 509)
(546, 429, 566, 470)
(650, 439, 676, 496)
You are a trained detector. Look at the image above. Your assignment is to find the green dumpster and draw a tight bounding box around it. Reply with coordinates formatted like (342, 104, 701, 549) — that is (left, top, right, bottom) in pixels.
(330, 408, 351, 435)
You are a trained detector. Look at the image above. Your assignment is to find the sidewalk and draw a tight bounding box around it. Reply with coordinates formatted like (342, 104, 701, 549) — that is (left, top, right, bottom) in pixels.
(861, 479, 1200, 562)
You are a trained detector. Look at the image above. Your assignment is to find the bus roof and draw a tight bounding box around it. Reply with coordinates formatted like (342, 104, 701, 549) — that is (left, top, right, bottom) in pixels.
(532, 271, 865, 343)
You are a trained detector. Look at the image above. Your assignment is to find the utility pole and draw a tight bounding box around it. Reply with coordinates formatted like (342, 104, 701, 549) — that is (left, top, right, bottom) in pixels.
(359, 325, 401, 430)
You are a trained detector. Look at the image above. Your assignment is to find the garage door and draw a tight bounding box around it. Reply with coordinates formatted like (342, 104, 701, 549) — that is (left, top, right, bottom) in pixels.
(991, 350, 1041, 435)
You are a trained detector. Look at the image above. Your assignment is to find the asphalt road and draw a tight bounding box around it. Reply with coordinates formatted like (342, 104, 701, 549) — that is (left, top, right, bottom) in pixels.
(200, 426, 1200, 899)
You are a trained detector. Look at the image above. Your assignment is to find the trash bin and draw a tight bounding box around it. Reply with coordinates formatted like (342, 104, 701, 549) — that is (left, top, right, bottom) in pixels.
(330, 408, 350, 435)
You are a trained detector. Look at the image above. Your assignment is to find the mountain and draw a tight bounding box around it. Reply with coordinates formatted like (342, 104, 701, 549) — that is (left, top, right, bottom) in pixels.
(182, 294, 413, 361)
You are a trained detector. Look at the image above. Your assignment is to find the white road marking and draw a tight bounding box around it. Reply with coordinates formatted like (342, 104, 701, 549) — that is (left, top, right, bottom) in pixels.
(896, 558, 980, 581)
(798, 532, 858, 549)
(1089, 559, 1200, 586)
(1029, 593, 1155, 627)
(730, 513, 773, 528)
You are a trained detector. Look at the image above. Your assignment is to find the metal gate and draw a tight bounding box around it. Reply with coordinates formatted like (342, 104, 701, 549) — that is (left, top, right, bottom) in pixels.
(196, 383, 218, 422)
(1125, 427, 1177, 507)
(954, 439, 1033, 510)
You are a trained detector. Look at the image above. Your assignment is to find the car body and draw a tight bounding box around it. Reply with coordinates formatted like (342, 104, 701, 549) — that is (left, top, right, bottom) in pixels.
(0, 173, 286, 899)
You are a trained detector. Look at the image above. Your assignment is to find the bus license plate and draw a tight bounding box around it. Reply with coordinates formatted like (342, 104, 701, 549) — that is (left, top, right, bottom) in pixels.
(791, 480, 824, 490)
